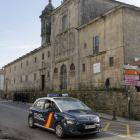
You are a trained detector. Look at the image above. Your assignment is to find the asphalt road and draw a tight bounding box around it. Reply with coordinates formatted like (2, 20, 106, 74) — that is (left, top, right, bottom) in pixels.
(0, 100, 139, 140)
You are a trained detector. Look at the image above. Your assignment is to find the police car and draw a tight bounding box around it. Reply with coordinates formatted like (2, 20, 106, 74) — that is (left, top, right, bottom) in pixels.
(28, 94, 101, 138)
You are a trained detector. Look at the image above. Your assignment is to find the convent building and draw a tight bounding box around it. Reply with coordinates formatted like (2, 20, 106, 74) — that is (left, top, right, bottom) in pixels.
(3, 0, 140, 91)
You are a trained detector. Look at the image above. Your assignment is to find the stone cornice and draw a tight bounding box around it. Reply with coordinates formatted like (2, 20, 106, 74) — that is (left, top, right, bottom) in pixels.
(4, 43, 51, 68)
(55, 57, 69, 63)
(86, 51, 106, 58)
(77, 4, 140, 30)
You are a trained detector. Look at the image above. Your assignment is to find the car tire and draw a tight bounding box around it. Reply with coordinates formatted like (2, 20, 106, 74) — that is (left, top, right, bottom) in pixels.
(28, 116, 35, 128)
(55, 122, 65, 139)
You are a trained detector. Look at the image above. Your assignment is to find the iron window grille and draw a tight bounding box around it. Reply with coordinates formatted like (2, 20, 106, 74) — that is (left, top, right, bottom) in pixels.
(110, 57, 114, 67)
(62, 16, 67, 30)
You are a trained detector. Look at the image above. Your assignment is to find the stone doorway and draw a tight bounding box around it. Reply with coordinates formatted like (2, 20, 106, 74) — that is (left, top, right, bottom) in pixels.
(61, 65, 67, 90)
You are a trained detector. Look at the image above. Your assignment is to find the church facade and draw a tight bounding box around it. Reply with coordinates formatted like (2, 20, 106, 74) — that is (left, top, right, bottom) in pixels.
(3, 0, 140, 91)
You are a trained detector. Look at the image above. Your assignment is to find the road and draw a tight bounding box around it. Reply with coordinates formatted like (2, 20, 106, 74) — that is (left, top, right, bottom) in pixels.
(0, 100, 139, 140)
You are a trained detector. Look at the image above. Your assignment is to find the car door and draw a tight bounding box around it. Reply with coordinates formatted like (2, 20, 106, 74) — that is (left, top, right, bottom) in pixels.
(42, 100, 60, 129)
(33, 99, 46, 125)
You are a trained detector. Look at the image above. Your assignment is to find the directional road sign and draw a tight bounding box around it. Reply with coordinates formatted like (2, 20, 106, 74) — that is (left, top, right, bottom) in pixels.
(123, 65, 139, 70)
(124, 70, 139, 75)
(124, 80, 140, 86)
(124, 75, 139, 80)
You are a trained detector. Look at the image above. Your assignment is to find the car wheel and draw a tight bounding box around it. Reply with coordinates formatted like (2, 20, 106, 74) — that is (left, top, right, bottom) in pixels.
(28, 116, 34, 128)
(55, 122, 65, 139)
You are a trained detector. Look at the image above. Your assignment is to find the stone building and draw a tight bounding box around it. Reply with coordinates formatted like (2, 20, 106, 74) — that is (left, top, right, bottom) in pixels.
(3, 0, 140, 91)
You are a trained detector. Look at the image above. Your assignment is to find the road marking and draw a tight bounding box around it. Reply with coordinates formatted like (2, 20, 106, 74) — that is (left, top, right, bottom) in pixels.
(104, 123, 110, 131)
(105, 131, 125, 137)
(127, 125, 130, 137)
(0, 103, 28, 113)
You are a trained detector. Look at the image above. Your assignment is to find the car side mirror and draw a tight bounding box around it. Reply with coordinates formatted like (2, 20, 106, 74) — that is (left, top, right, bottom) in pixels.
(46, 108, 52, 112)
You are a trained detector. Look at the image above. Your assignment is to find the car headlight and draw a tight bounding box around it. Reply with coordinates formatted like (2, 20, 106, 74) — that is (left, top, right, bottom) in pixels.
(64, 115, 76, 121)
(97, 117, 100, 122)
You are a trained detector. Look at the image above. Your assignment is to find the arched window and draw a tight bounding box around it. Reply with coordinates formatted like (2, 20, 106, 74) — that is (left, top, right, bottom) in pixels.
(70, 63, 75, 70)
(54, 68, 58, 73)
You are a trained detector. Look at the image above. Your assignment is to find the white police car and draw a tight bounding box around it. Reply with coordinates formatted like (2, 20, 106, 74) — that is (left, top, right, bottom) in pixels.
(28, 94, 101, 138)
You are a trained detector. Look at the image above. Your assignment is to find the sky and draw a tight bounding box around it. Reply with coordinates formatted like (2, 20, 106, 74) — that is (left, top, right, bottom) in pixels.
(0, 0, 140, 69)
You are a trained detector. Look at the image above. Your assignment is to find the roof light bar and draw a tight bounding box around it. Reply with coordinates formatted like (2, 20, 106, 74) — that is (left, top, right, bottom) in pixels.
(47, 94, 59, 97)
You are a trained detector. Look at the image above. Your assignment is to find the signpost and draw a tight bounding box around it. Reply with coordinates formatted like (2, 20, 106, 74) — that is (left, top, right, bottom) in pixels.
(124, 70, 139, 75)
(124, 75, 139, 80)
(123, 65, 140, 120)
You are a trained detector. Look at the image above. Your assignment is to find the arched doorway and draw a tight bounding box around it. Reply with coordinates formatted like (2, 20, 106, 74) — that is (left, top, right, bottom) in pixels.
(61, 65, 67, 90)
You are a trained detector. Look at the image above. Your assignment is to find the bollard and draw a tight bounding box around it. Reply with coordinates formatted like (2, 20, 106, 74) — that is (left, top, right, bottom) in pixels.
(112, 109, 117, 120)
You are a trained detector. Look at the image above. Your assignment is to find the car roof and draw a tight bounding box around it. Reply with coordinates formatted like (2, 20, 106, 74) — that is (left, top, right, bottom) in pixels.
(36, 97, 74, 101)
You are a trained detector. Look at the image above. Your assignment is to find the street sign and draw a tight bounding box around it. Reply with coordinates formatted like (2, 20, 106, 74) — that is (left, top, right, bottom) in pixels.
(123, 65, 139, 70)
(124, 70, 139, 75)
(124, 75, 139, 80)
(123, 80, 140, 86)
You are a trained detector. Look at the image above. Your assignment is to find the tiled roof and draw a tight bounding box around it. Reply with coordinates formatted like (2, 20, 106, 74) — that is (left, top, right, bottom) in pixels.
(129, 60, 140, 66)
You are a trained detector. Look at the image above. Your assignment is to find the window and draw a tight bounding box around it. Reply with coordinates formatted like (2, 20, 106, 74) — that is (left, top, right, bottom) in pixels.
(34, 99, 46, 109)
(93, 36, 99, 54)
(70, 63, 75, 70)
(14, 78, 15, 84)
(35, 57, 36, 62)
(48, 72, 50, 78)
(26, 60, 28, 66)
(10, 68, 11, 73)
(84, 43, 87, 49)
(62, 16, 67, 29)
(110, 57, 114, 67)
(26, 75, 28, 82)
(83, 64, 85, 72)
(21, 77, 22, 83)
(54, 68, 58, 73)
(34, 73, 36, 81)
(48, 51, 50, 58)
(14, 66, 16, 71)
(21, 63, 22, 68)
(42, 53, 44, 60)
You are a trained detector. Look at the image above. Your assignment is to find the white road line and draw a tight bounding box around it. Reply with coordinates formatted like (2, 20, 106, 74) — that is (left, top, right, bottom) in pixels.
(106, 132, 125, 138)
(0, 103, 28, 112)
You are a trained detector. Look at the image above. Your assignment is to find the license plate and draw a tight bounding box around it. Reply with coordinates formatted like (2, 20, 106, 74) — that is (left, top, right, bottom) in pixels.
(85, 125, 95, 129)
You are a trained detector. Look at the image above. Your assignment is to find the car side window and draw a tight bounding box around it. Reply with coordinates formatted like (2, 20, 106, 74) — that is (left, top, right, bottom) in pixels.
(52, 102, 60, 112)
(44, 100, 52, 110)
(33, 99, 45, 109)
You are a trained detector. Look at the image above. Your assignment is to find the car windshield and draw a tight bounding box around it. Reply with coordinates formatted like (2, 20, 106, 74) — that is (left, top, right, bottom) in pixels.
(54, 98, 90, 111)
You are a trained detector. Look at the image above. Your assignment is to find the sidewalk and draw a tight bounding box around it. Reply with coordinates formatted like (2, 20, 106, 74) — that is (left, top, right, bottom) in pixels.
(0, 98, 139, 127)
(97, 112, 140, 127)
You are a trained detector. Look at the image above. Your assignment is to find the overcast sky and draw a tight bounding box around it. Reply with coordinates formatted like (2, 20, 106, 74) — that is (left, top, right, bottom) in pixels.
(0, 0, 140, 69)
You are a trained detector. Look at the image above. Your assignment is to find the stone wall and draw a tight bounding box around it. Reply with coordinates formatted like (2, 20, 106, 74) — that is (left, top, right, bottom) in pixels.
(1, 91, 139, 120)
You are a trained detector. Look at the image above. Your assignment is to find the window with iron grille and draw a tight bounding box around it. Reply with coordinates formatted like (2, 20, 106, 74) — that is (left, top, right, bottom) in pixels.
(26, 60, 28, 66)
(21, 63, 22, 68)
(62, 16, 67, 30)
(110, 57, 114, 67)
(42, 53, 44, 60)
(48, 51, 50, 58)
(70, 63, 75, 70)
(84, 43, 87, 49)
(34, 73, 36, 81)
(35, 57, 36, 62)
(21, 77, 22, 83)
(26, 75, 28, 82)
(48, 72, 50, 78)
(14, 79, 15, 84)
(93, 36, 99, 54)
(83, 64, 85, 72)
(10, 68, 11, 73)
(54, 68, 58, 73)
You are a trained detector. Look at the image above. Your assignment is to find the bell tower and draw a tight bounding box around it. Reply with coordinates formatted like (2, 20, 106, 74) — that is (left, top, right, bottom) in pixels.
(39, 0, 54, 45)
